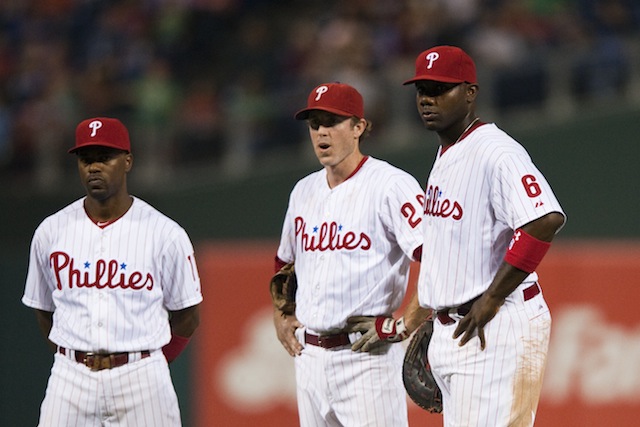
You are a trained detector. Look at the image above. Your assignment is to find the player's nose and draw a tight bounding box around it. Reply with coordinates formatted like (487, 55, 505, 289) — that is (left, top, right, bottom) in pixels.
(418, 94, 435, 106)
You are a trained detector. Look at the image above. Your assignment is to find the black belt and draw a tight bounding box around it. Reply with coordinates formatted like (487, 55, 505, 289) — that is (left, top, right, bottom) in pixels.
(305, 332, 351, 349)
(58, 347, 151, 371)
(436, 282, 541, 325)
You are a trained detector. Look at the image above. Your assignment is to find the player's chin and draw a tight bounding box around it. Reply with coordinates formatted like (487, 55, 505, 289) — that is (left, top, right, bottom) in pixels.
(421, 117, 438, 130)
(315, 151, 334, 164)
(85, 186, 110, 200)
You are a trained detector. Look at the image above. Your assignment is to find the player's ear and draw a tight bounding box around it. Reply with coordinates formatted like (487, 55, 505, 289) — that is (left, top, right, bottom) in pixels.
(465, 84, 479, 103)
(353, 118, 366, 139)
(124, 153, 133, 172)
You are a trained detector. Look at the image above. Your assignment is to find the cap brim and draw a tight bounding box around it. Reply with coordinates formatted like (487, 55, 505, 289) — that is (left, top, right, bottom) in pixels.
(68, 142, 130, 153)
(403, 75, 467, 85)
(294, 107, 356, 120)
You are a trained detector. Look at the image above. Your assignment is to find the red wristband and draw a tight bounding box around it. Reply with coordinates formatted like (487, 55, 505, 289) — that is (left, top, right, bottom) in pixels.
(504, 229, 551, 273)
(162, 333, 190, 363)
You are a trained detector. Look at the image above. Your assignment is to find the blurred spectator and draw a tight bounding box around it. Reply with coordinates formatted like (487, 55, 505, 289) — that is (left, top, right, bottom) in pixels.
(0, 96, 11, 169)
(467, 2, 554, 112)
(0, 0, 638, 191)
(223, 70, 278, 176)
(570, 0, 635, 101)
(174, 79, 226, 166)
(132, 57, 178, 184)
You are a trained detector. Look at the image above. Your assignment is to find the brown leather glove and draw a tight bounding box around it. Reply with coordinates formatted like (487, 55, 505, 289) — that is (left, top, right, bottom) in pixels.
(403, 316, 443, 413)
(269, 263, 297, 315)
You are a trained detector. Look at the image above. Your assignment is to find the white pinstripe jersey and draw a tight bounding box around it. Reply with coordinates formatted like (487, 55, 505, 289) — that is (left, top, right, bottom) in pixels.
(277, 156, 424, 333)
(22, 196, 203, 353)
(418, 123, 565, 310)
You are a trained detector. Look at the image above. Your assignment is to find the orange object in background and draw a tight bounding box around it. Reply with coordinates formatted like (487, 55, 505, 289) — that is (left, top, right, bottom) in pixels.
(192, 240, 640, 427)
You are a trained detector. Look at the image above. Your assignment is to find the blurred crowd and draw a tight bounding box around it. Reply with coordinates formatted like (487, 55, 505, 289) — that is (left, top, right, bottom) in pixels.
(0, 0, 639, 191)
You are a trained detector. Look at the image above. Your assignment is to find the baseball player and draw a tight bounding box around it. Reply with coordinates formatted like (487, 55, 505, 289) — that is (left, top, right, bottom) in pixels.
(272, 82, 430, 427)
(22, 117, 203, 427)
(402, 46, 566, 426)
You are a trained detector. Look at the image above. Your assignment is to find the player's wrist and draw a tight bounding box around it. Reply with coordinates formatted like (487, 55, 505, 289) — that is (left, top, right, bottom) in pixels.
(504, 228, 551, 273)
(162, 333, 190, 363)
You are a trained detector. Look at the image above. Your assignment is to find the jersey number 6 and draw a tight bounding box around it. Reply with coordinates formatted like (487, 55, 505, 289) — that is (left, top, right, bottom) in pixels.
(521, 174, 542, 198)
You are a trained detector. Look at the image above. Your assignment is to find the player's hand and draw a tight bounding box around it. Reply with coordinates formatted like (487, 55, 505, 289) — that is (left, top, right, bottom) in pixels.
(273, 309, 303, 357)
(345, 316, 409, 352)
(452, 295, 503, 350)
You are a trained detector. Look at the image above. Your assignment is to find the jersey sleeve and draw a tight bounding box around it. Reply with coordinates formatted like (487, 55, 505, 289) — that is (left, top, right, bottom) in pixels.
(161, 227, 203, 311)
(492, 151, 566, 231)
(276, 187, 298, 264)
(380, 172, 425, 260)
(22, 223, 56, 312)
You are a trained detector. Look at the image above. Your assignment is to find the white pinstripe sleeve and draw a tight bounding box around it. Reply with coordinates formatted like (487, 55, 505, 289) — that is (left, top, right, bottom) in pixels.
(161, 226, 203, 311)
(276, 182, 304, 265)
(492, 151, 565, 230)
(22, 222, 56, 312)
(380, 173, 424, 260)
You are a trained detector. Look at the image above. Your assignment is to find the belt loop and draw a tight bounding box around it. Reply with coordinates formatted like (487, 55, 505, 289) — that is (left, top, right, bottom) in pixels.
(523, 282, 540, 301)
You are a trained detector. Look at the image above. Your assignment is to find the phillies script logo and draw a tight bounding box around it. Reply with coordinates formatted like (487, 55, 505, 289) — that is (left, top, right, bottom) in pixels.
(424, 185, 463, 220)
(295, 217, 371, 251)
(50, 251, 153, 291)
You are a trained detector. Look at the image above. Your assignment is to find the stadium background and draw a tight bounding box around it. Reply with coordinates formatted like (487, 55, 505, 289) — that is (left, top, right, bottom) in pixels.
(1, 1, 639, 426)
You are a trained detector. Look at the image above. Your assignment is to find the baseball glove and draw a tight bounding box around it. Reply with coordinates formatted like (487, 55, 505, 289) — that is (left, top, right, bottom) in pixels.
(269, 262, 297, 315)
(402, 317, 443, 413)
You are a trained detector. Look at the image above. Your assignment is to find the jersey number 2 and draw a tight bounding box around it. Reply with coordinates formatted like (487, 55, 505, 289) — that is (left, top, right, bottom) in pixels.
(401, 194, 424, 228)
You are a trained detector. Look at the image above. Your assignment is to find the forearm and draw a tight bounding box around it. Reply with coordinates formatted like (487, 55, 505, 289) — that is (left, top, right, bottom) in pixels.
(483, 262, 531, 303)
(402, 292, 432, 333)
(34, 309, 56, 352)
(163, 305, 200, 363)
(168, 304, 200, 337)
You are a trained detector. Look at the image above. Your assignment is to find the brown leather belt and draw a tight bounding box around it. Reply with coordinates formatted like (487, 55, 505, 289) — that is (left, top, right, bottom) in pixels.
(59, 347, 151, 371)
(305, 332, 351, 349)
(436, 282, 541, 325)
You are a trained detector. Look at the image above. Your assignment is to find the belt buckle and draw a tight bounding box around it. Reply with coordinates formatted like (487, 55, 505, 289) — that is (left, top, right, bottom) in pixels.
(83, 352, 102, 371)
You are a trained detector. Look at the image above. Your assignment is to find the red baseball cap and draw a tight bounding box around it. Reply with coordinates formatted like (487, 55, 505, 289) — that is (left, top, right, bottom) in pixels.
(403, 45, 477, 85)
(69, 117, 131, 153)
(294, 83, 364, 120)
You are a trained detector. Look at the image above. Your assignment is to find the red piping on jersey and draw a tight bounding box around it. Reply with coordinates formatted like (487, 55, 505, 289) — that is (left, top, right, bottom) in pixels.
(345, 156, 369, 181)
(84, 199, 131, 228)
(440, 121, 485, 155)
(86, 211, 127, 228)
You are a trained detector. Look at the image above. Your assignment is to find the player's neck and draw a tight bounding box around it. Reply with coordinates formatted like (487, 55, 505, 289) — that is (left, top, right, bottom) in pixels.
(439, 117, 480, 153)
(84, 194, 133, 222)
(325, 154, 367, 188)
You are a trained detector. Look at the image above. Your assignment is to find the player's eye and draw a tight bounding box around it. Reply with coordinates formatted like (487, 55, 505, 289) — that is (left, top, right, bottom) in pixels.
(308, 115, 350, 130)
(78, 153, 117, 164)
(417, 82, 461, 97)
